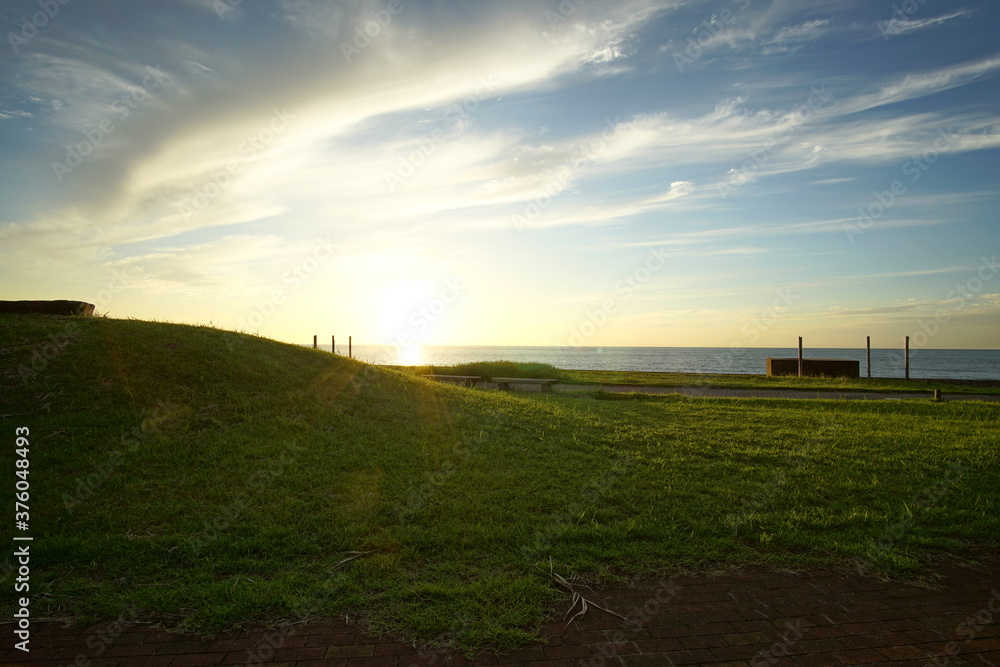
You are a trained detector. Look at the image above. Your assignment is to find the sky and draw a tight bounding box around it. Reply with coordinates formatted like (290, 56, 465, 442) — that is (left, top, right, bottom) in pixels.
(1, 0, 998, 356)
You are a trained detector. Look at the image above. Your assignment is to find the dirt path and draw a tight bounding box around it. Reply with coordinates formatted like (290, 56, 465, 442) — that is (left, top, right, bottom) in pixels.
(6, 555, 998, 666)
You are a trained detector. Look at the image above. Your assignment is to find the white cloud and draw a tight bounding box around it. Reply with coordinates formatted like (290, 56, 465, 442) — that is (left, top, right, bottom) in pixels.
(879, 10, 970, 37)
(674, 2, 833, 57)
(2, 0, 682, 267)
(584, 39, 628, 64)
(762, 19, 830, 54)
(277, 0, 359, 36)
(0, 109, 32, 120)
(102, 234, 292, 298)
(14, 54, 163, 130)
(771, 19, 830, 44)
(2, 0, 997, 350)
(836, 54, 1000, 116)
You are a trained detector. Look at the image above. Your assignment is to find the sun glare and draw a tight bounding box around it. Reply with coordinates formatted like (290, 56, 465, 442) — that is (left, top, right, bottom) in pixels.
(397, 343, 424, 366)
(375, 279, 433, 345)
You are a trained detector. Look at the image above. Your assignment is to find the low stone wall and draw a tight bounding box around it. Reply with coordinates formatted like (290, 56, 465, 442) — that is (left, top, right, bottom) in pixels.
(767, 358, 860, 378)
(0, 300, 96, 316)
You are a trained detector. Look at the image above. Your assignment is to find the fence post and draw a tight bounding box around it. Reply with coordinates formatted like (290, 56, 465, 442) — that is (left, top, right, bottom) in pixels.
(866, 336, 871, 378)
(904, 336, 910, 380)
(313, 335, 317, 349)
(797, 336, 803, 378)
(332, 335, 335, 354)
(349, 336, 352, 359)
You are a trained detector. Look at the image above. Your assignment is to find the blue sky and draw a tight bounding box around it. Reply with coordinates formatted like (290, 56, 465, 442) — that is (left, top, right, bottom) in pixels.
(1, 0, 998, 355)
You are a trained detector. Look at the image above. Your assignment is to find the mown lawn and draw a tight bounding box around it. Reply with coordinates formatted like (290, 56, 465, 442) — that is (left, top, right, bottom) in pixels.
(398, 361, 1000, 395)
(558, 368, 1000, 395)
(2, 315, 998, 654)
(396, 362, 1000, 395)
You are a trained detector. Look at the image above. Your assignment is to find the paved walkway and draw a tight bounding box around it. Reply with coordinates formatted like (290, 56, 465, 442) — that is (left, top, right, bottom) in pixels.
(6, 555, 998, 667)
(553, 384, 1000, 402)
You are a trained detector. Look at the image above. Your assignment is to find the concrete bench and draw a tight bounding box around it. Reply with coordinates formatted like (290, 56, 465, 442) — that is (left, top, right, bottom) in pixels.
(423, 374, 481, 387)
(766, 358, 860, 378)
(492, 377, 559, 392)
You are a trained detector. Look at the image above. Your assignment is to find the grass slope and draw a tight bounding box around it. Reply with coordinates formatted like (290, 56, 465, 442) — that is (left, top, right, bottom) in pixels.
(2, 315, 998, 653)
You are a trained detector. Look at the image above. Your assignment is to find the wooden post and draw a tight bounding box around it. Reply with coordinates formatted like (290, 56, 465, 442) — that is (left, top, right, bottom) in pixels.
(332, 335, 335, 354)
(866, 336, 871, 379)
(797, 336, 803, 378)
(349, 336, 352, 358)
(313, 334, 317, 349)
(904, 336, 910, 379)
(933, 388, 941, 400)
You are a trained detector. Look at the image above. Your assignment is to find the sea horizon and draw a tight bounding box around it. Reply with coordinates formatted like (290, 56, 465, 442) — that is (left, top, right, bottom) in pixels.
(308, 343, 1000, 381)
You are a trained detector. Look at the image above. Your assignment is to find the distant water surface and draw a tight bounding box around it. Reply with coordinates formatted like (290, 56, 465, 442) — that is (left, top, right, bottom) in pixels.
(319, 345, 1000, 381)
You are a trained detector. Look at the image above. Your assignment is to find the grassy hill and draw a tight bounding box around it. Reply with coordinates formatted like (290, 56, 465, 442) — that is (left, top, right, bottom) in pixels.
(2, 315, 998, 653)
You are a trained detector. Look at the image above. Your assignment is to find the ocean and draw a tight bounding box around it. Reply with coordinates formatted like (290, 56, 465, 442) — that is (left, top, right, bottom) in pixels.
(324, 344, 1000, 381)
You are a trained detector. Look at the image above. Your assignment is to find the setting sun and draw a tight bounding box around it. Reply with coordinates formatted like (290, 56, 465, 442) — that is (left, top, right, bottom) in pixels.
(375, 280, 432, 344)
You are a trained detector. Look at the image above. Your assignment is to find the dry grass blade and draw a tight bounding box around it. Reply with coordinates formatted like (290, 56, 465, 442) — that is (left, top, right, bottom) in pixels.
(332, 550, 377, 569)
(541, 559, 636, 627)
(565, 591, 588, 625)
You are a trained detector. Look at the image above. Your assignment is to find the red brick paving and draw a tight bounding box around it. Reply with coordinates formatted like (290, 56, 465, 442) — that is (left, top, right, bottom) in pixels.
(3, 556, 997, 667)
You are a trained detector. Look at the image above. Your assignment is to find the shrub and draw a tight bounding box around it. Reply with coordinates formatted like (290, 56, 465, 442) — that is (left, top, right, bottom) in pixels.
(429, 360, 564, 382)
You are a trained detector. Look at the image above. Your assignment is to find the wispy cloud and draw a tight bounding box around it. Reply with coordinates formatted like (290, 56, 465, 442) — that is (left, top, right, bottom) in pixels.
(2, 0, 673, 264)
(879, 9, 971, 38)
(103, 234, 291, 297)
(1, 0, 998, 348)
(836, 54, 1000, 116)
(762, 19, 830, 54)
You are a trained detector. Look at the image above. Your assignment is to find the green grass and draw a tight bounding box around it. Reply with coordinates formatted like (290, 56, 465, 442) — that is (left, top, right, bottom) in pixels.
(2, 315, 998, 654)
(556, 368, 1000, 395)
(394, 364, 1000, 395)
(395, 360, 565, 382)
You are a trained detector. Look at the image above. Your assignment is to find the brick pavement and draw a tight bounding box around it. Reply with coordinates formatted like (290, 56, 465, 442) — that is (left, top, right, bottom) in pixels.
(4, 555, 997, 667)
